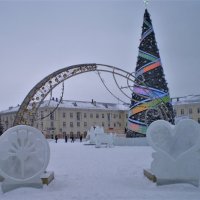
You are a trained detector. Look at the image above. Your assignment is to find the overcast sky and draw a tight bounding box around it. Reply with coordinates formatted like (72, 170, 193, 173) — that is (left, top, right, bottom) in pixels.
(0, 0, 200, 111)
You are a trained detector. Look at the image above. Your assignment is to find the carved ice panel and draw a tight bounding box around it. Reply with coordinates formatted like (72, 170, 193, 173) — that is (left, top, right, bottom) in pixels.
(0, 125, 50, 192)
(146, 119, 200, 186)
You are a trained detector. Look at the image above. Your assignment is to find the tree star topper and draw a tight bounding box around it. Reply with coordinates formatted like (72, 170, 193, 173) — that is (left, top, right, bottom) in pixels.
(144, 0, 149, 8)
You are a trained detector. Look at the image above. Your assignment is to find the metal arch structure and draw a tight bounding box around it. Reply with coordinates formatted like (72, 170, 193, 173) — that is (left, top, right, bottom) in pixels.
(13, 63, 173, 129)
(13, 63, 136, 126)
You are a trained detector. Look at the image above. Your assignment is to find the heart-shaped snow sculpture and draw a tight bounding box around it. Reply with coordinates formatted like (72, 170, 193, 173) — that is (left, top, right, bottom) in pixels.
(146, 119, 200, 159)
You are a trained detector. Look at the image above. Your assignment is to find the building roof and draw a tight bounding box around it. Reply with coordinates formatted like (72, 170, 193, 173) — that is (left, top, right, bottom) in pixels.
(172, 95, 200, 105)
(0, 105, 20, 114)
(42, 99, 129, 111)
(2, 95, 200, 115)
(0, 99, 129, 114)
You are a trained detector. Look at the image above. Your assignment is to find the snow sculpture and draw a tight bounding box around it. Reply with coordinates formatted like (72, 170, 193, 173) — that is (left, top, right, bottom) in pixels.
(146, 119, 200, 186)
(86, 126, 114, 147)
(94, 127, 114, 148)
(85, 127, 96, 144)
(0, 125, 50, 192)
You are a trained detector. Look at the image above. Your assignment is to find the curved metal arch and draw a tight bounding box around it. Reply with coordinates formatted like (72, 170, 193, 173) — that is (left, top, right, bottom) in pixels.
(36, 81, 65, 121)
(13, 63, 138, 126)
(112, 68, 131, 100)
(97, 71, 128, 104)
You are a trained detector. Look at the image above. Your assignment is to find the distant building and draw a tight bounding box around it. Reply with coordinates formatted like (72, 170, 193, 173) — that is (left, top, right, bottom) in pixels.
(172, 95, 200, 124)
(2, 95, 199, 139)
(0, 99, 129, 139)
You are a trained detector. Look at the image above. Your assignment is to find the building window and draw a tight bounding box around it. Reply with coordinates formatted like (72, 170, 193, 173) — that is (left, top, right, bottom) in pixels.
(96, 113, 99, 118)
(84, 131, 87, 137)
(107, 113, 110, 121)
(70, 113, 73, 118)
(126, 114, 128, 118)
(119, 114, 121, 119)
(77, 122, 80, 127)
(108, 123, 110, 127)
(41, 111, 44, 119)
(189, 108, 192, 114)
(90, 113, 93, 118)
(41, 122, 43, 129)
(51, 121, 54, 128)
(173, 109, 177, 116)
(102, 122, 104, 127)
(198, 118, 200, 123)
(70, 122, 73, 127)
(84, 122, 87, 127)
(102, 114, 104, 118)
(181, 109, 184, 115)
(63, 131, 66, 137)
(77, 112, 81, 120)
(113, 114, 117, 119)
(63, 122, 66, 127)
(50, 112, 54, 120)
(70, 132, 73, 137)
(197, 108, 200, 114)
(84, 113, 87, 118)
(114, 123, 116, 127)
(63, 112, 66, 118)
(77, 131, 80, 138)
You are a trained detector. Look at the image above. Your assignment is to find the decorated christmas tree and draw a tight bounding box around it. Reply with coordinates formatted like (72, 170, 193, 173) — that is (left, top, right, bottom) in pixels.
(0, 116, 4, 136)
(127, 9, 174, 137)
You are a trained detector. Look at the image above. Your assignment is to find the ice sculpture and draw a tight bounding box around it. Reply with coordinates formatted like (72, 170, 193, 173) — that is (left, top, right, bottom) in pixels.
(86, 126, 96, 144)
(94, 126, 114, 148)
(0, 125, 50, 192)
(146, 119, 200, 186)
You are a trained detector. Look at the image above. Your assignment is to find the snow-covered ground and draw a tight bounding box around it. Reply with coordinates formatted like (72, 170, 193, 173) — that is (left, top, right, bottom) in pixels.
(0, 140, 200, 200)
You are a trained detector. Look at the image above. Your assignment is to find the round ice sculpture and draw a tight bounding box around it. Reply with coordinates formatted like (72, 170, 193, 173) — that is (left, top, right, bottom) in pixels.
(146, 119, 200, 186)
(0, 125, 50, 192)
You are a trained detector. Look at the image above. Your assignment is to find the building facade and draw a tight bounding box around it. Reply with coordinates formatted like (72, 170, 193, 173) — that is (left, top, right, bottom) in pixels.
(2, 96, 199, 139)
(173, 95, 200, 124)
(0, 99, 129, 138)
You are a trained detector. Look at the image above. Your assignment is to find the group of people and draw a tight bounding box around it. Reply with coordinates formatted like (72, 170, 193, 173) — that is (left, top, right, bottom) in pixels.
(55, 134, 83, 143)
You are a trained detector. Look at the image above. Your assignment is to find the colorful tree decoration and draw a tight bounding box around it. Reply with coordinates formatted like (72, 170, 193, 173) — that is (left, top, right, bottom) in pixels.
(0, 116, 3, 136)
(127, 9, 174, 137)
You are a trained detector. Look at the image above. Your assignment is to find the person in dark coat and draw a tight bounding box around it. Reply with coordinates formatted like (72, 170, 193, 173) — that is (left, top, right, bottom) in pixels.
(55, 135, 58, 143)
(71, 135, 74, 143)
(65, 135, 68, 143)
(80, 135, 83, 142)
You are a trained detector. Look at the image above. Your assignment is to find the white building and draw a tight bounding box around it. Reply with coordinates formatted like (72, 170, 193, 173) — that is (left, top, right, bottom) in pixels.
(172, 95, 200, 124)
(0, 99, 129, 139)
(3, 95, 199, 139)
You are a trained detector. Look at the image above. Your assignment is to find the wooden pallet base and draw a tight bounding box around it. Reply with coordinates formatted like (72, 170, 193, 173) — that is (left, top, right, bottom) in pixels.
(0, 171, 54, 186)
(41, 171, 54, 185)
(143, 169, 157, 183)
